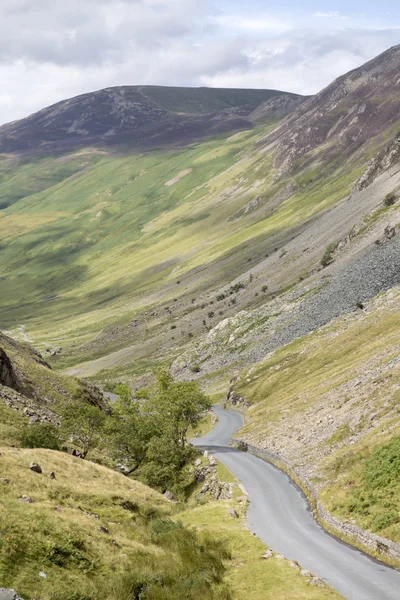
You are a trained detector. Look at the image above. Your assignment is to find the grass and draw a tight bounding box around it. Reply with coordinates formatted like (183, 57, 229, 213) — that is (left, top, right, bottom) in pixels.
(0, 400, 27, 445)
(0, 445, 343, 600)
(0, 447, 173, 599)
(178, 502, 341, 599)
(320, 427, 400, 543)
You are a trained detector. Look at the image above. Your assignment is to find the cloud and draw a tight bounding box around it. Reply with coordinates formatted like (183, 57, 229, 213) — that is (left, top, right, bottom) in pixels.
(0, 1, 399, 124)
(313, 11, 347, 19)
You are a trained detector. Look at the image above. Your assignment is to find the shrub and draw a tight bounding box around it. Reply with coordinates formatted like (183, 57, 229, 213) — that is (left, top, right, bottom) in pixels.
(208, 311, 215, 318)
(216, 294, 226, 301)
(321, 242, 338, 267)
(261, 285, 268, 292)
(191, 364, 201, 373)
(229, 282, 244, 294)
(383, 192, 397, 207)
(60, 403, 106, 458)
(20, 422, 60, 450)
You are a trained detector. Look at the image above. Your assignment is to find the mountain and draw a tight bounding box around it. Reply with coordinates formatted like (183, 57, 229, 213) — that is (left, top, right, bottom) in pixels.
(0, 85, 304, 153)
(261, 44, 400, 175)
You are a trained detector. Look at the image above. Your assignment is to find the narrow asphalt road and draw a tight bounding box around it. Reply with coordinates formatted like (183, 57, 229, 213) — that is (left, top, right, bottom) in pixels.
(192, 406, 400, 600)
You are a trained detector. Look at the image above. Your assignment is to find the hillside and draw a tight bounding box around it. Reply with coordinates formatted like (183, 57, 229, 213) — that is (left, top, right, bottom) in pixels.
(1, 48, 400, 388)
(229, 285, 400, 545)
(0, 335, 340, 600)
(0, 331, 107, 445)
(0, 85, 303, 154)
(0, 445, 341, 600)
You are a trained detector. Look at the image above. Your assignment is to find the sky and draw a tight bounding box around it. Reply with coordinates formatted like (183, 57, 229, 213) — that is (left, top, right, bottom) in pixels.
(0, 0, 400, 124)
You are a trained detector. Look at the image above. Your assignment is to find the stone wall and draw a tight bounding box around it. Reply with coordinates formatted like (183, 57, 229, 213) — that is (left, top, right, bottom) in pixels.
(232, 438, 400, 564)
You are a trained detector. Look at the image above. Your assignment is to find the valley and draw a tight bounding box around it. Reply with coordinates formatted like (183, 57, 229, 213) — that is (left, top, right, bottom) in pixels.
(1, 41, 400, 600)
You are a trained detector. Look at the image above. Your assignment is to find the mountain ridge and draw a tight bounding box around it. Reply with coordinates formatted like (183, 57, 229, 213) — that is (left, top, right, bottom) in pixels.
(0, 85, 304, 153)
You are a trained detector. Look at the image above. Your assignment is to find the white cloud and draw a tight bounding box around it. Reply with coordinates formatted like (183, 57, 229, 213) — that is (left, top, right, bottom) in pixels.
(0, 1, 399, 124)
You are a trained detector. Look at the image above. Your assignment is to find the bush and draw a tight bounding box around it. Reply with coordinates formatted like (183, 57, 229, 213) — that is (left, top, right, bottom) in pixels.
(321, 242, 338, 267)
(229, 282, 244, 294)
(261, 285, 268, 293)
(20, 422, 60, 450)
(384, 192, 397, 207)
(191, 364, 201, 373)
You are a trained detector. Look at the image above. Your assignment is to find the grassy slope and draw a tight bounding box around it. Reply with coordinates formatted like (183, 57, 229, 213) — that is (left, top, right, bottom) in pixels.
(179, 503, 340, 600)
(0, 447, 341, 600)
(233, 287, 400, 543)
(0, 447, 172, 599)
(0, 119, 371, 372)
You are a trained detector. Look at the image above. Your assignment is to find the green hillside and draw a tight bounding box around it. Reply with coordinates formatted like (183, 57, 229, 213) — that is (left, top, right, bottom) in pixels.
(0, 117, 372, 377)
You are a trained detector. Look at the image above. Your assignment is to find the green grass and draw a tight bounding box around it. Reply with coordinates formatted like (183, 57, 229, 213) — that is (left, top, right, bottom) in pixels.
(320, 428, 400, 543)
(0, 444, 342, 600)
(178, 502, 341, 599)
(0, 400, 27, 445)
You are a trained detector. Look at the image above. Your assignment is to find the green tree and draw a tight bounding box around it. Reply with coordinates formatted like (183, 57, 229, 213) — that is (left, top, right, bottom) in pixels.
(148, 369, 212, 448)
(105, 400, 153, 475)
(60, 403, 105, 458)
(107, 369, 211, 492)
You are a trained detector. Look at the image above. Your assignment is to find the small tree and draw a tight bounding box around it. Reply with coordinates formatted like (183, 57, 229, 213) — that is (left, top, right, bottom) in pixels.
(60, 403, 105, 458)
(384, 192, 397, 207)
(321, 242, 337, 267)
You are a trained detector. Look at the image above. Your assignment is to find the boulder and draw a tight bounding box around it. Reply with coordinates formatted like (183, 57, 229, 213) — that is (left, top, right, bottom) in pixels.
(17, 495, 34, 503)
(48, 472, 56, 479)
(262, 550, 273, 559)
(0, 589, 25, 600)
(209, 455, 218, 467)
(228, 509, 239, 519)
(163, 491, 174, 501)
(98, 525, 111, 535)
(29, 463, 42, 474)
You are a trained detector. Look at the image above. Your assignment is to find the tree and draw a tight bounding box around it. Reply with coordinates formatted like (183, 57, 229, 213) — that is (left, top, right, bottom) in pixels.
(60, 403, 105, 458)
(148, 369, 212, 448)
(107, 369, 212, 492)
(105, 401, 153, 475)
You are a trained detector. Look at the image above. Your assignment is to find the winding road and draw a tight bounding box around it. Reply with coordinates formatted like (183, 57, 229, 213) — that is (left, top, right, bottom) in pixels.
(193, 406, 400, 600)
